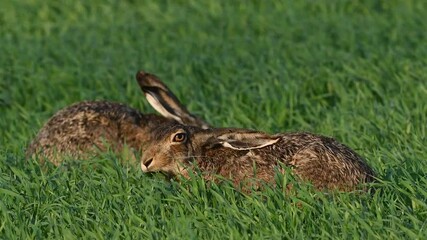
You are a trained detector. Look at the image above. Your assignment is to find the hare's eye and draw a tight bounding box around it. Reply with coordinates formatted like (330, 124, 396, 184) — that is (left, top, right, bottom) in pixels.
(172, 133, 187, 143)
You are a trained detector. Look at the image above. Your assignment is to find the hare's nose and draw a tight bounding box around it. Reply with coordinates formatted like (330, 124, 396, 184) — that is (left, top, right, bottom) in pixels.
(141, 158, 153, 172)
(143, 158, 153, 168)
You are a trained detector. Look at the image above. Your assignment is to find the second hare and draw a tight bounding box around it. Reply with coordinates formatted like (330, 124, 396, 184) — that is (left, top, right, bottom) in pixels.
(140, 123, 376, 191)
(26, 71, 209, 165)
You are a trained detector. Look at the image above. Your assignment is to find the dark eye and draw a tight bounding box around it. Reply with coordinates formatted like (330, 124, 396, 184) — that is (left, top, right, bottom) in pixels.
(172, 133, 187, 143)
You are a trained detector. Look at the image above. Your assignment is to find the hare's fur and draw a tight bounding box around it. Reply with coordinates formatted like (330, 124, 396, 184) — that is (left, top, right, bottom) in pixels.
(141, 123, 376, 191)
(26, 101, 176, 165)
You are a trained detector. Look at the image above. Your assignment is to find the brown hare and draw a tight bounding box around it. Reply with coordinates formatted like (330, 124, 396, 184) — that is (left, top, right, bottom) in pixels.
(26, 71, 209, 165)
(140, 123, 376, 191)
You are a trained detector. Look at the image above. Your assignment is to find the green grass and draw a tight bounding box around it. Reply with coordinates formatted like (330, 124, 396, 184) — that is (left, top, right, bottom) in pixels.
(1, 0, 427, 238)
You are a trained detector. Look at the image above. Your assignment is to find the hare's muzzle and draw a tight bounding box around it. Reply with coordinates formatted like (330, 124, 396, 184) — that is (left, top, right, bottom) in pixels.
(141, 158, 153, 172)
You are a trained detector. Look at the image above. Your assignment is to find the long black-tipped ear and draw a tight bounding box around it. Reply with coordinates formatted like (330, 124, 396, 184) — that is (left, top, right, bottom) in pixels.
(136, 71, 210, 129)
(206, 131, 280, 150)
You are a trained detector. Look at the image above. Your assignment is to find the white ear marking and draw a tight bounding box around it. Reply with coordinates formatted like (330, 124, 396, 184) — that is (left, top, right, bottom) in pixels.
(146, 94, 183, 123)
(219, 138, 280, 150)
(221, 141, 236, 149)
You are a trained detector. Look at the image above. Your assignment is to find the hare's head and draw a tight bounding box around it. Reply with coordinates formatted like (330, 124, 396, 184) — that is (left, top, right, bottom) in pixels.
(140, 123, 196, 177)
(140, 124, 281, 178)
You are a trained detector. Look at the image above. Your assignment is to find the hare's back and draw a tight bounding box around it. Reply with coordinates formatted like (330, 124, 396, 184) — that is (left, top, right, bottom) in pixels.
(27, 101, 165, 163)
(35, 101, 147, 139)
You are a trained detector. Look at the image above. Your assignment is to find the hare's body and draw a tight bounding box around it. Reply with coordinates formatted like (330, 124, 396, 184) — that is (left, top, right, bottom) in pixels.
(26, 101, 175, 165)
(27, 71, 209, 165)
(141, 124, 376, 191)
(195, 132, 374, 190)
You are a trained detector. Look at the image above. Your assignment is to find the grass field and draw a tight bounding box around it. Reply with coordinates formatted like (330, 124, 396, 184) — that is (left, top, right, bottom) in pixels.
(1, 0, 426, 238)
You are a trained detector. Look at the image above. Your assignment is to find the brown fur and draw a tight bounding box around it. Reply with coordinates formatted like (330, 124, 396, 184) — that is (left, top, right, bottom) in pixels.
(26, 101, 176, 165)
(141, 124, 376, 191)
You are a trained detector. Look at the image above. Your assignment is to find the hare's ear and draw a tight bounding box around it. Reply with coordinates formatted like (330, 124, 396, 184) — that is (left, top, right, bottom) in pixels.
(136, 71, 210, 129)
(208, 131, 280, 150)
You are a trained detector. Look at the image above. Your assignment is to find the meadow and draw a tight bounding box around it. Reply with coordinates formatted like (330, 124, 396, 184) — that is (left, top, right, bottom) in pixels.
(0, 0, 426, 238)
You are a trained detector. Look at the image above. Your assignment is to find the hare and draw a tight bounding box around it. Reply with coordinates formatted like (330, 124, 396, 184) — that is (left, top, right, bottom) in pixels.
(140, 123, 376, 191)
(26, 71, 209, 165)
